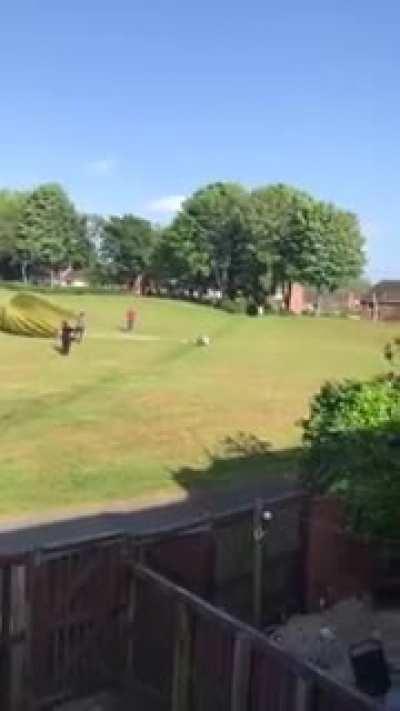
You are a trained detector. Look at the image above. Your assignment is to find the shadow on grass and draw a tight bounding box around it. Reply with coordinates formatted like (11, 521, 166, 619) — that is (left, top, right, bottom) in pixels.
(0, 432, 301, 554)
(173, 432, 301, 494)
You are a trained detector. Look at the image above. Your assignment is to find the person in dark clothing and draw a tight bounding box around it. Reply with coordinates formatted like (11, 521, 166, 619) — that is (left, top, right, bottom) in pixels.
(60, 321, 74, 355)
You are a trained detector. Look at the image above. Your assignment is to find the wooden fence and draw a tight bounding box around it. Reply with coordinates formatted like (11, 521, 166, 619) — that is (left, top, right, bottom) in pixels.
(0, 533, 131, 710)
(129, 562, 379, 711)
(0, 493, 381, 710)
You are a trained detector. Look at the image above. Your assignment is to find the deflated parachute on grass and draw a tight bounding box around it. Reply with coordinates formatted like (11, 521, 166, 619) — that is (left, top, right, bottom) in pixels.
(0, 293, 76, 338)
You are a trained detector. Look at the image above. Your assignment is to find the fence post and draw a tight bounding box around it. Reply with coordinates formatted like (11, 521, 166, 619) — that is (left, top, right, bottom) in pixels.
(231, 634, 251, 711)
(254, 498, 270, 628)
(1, 565, 12, 710)
(126, 542, 138, 676)
(25, 549, 42, 711)
(253, 499, 274, 628)
(9, 564, 27, 711)
(171, 601, 192, 711)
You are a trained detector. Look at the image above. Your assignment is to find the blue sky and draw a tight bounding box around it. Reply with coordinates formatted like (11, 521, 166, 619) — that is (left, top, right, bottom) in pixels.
(1, 1, 399, 278)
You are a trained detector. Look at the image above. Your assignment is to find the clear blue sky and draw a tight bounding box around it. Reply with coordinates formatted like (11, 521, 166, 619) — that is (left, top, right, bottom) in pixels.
(1, 1, 399, 279)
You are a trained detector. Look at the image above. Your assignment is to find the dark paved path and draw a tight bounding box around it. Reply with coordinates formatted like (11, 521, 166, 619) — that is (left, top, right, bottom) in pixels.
(0, 477, 298, 555)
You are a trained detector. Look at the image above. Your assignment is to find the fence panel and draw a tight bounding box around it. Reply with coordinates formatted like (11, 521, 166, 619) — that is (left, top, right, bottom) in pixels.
(131, 574, 175, 704)
(131, 562, 379, 711)
(0, 557, 28, 711)
(190, 612, 234, 711)
(249, 647, 299, 711)
(28, 535, 130, 709)
(145, 527, 215, 597)
(209, 493, 306, 622)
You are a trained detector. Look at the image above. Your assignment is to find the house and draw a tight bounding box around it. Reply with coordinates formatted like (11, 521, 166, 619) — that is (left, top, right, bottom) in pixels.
(269, 283, 361, 315)
(58, 267, 89, 288)
(361, 280, 400, 321)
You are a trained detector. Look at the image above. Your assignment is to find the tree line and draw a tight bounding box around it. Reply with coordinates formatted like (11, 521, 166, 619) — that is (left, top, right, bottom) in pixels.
(0, 181, 366, 302)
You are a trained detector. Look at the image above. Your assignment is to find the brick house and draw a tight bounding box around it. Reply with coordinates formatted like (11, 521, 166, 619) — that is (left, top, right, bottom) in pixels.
(271, 283, 362, 315)
(361, 280, 400, 321)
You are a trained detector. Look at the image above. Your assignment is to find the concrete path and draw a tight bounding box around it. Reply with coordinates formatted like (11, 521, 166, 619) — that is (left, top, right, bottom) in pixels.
(0, 476, 298, 555)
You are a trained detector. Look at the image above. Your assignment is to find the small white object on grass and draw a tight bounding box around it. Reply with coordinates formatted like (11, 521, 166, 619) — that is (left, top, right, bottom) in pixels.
(196, 335, 210, 346)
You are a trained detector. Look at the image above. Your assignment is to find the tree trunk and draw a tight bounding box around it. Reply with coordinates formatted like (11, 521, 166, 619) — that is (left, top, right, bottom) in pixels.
(50, 269, 55, 288)
(134, 274, 143, 295)
(213, 264, 224, 297)
(315, 291, 321, 316)
(284, 282, 292, 311)
(21, 261, 28, 284)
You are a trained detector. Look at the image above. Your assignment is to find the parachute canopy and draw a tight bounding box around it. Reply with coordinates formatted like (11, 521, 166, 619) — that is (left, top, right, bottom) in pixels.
(0, 293, 76, 338)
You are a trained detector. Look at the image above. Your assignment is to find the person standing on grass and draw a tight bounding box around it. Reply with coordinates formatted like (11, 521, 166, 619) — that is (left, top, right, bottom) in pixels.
(74, 311, 86, 343)
(60, 321, 74, 355)
(126, 306, 136, 331)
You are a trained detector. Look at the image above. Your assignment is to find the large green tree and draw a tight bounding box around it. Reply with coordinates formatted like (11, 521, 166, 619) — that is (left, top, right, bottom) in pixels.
(0, 190, 29, 278)
(252, 184, 365, 306)
(251, 184, 313, 292)
(17, 183, 84, 283)
(162, 182, 258, 296)
(281, 200, 365, 306)
(100, 214, 158, 285)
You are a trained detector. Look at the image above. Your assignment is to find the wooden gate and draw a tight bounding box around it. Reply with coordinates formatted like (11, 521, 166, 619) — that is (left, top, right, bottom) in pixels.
(27, 533, 130, 709)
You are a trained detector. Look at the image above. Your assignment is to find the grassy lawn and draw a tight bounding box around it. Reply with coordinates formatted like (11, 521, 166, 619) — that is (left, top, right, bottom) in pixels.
(0, 288, 397, 516)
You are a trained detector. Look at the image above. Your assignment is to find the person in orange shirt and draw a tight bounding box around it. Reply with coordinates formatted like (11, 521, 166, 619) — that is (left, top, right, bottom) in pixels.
(126, 307, 136, 331)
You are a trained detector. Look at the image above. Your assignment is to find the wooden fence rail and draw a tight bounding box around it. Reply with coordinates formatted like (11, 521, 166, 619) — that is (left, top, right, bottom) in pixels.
(131, 562, 379, 711)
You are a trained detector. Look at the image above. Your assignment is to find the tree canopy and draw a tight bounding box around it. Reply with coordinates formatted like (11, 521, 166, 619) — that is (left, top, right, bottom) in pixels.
(159, 182, 256, 295)
(0, 179, 367, 296)
(0, 190, 28, 278)
(100, 214, 159, 283)
(17, 184, 85, 282)
(157, 181, 366, 300)
(251, 184, 365, 298)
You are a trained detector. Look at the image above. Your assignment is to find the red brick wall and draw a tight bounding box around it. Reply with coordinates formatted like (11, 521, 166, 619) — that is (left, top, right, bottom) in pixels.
(289, 283, 305, 314)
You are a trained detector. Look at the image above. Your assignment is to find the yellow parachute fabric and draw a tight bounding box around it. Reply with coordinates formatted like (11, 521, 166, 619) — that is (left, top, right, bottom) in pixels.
(0, 293, 76, 338)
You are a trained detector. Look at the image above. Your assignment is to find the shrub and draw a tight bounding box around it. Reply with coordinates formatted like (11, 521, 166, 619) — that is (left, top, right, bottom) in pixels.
(219, 297, 248, 314)
(246, 300, 259, 316)
(301, 377, 400, 538)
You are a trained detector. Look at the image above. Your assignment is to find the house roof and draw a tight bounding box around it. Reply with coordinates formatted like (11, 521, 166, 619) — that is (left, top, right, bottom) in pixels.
(362, 280, 400, 303)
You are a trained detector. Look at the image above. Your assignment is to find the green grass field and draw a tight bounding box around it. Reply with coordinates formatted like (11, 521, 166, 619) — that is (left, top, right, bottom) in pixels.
(0, 288, 397, 517)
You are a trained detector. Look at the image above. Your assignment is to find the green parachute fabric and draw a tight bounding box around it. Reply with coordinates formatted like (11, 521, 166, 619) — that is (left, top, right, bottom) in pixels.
(0, 293, 76, 338)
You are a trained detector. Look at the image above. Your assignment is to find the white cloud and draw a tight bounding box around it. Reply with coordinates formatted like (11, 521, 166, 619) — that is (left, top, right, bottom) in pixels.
(84, 158, 117, 177)
(147, 194, 186, 214)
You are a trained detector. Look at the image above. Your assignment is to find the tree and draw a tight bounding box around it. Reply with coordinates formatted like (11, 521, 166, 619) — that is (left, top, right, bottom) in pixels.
(0, 190, 29, 278)
(163, 182, 258, 297)
(85, 214, 105, 254)
(252, 184, 366, 308)
(100, 214, 158, 286)
(251, 184, 313, 294)
(282, 202, 365, 310)
(72, 214, 99, 268)
(17, 184, 83, 283)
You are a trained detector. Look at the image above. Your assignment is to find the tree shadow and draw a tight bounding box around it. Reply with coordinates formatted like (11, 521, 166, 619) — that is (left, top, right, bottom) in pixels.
(172, 432, 301, 495)
(0, 433, 302, 555)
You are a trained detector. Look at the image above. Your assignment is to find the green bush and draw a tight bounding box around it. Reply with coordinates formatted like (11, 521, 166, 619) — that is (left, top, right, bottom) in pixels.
(219, 297, 248, 314)
(246, 300, 259, 316)
(302, 377, 400, 538)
